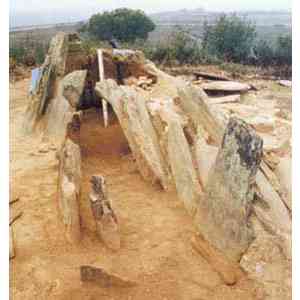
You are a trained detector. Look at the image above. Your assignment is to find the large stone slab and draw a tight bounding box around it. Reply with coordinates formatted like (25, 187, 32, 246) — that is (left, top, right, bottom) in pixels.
(80, 265, 136, 287)
(62, 70, 87, 108)
(195, 117, 263, 262)
(167, 119, 202, 216)
(201, 81, 251, 93)
(89, 175, 120, 251)
(45, 70, 86, 139)
(95, 79, 171, 189)
(23, 32, 69, 134)
(57, 138, 82, 243)
(177, 82, 223, 145)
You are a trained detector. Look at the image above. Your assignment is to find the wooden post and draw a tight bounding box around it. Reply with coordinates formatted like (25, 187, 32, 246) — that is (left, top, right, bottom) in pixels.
(97, 49, 108, 127)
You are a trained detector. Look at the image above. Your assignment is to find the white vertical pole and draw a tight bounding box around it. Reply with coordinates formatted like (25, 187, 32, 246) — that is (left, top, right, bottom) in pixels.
(97, 49, 108, 128)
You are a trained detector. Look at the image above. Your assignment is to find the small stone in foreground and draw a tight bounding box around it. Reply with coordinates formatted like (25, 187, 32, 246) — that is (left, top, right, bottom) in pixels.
(80, 265, 136, 288)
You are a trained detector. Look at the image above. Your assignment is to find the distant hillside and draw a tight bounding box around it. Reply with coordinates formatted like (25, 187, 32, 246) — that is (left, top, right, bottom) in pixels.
(150, 9, 291, 27)
(10, 8, 291, 49)
(148, 9, 291, 45)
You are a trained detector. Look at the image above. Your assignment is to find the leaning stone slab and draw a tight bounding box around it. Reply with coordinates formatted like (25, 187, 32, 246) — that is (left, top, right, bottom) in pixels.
(45, 70, 86, 139)
(95, 79, 170, 189)
(167, 119, 203, 216)
(62, 70, 87, 108)
(57, 138, 81, 243)
(195, 117, 263, 262)
(89, 175, 120, 251)
(201, 81, 251, 93)
(177, 82, 223, 145)
(23, 33, 69, 134)
(194, 134, 218, 187)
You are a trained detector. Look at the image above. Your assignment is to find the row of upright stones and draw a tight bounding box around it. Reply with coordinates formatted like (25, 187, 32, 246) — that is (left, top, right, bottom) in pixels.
(25, 32, 265, 270)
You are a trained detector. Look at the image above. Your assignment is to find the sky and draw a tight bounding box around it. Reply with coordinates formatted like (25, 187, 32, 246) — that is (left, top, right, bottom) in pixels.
(10, 0, 292, 27)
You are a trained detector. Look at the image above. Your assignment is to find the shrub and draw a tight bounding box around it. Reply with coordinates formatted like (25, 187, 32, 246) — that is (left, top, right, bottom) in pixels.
(202, 14, 256, 63)
(81, 8, 155, 43)
(254, 39, 275, 66)
(275, 35, 292, 65)
(9, 45, 26, 64)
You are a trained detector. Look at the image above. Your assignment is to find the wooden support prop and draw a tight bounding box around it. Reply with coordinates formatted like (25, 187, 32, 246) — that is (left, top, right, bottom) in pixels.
(97, 49, 108, 128)
(89, 175, 120, 250)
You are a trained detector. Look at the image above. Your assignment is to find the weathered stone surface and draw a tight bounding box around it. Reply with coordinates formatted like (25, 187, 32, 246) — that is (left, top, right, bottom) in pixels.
(62, 70, 87, 108)
(201, 81, 251, 93)
(57, 138, 81, 243)
(191, 234, 245, 285)
(89, 175, 120, 251)
(95, 79, 171, 189)
(209, 94, 241, 105)
(167, 119, 202, 216)
(255, 169, 291, 259)
(177, 82, 223, 145)
(194, 134, 218, 187)
(24, 56, 55, 133)
(146, 96, 203, 215)
(80, 265, 136, 287)
(275, 155, 291, 211)
(246, 116, 275, 133)
(47, 32, 69, 77)
(240, 217, 291, 300)
(23, 32, 69, 134)
(195, 118, 263, 262)
(277, 80, 292, 88)
(194, 71, 231, 81)
(45, 71, 86, 139)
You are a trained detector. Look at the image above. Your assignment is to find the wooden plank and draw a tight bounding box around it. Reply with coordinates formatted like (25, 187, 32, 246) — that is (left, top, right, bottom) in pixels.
(97, 49, 108, 128)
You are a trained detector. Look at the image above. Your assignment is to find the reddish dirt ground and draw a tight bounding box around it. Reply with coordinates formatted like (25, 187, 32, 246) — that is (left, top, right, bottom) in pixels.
(10, 78, 258, 299)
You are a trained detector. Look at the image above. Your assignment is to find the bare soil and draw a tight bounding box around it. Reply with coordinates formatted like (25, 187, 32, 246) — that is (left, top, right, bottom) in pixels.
(10, 78, 262, 299)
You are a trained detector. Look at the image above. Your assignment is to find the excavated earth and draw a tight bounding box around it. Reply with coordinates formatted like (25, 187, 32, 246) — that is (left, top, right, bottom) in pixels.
(10, 70, 291, 299)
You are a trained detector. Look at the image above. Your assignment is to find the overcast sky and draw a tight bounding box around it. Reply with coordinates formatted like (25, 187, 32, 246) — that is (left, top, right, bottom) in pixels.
(10, 0, 292, 27)
(11, 0, 292, 14)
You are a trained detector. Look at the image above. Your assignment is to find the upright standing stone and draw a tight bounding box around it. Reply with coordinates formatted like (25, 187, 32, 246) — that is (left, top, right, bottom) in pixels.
(89, 175, 120, 251)
(195, 117, 263, 262)
(57, 138, 82, 243)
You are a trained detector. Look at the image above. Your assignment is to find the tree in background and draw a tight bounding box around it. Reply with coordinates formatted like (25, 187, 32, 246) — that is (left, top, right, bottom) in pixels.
(275, 35, 292, 65)
(202, 14, 256, 63)
(81, 8, 156, 43)
(254, 39, 275, 66)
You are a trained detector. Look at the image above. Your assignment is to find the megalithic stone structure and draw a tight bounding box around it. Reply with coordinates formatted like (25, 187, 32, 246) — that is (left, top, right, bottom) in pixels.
(194, 117, 263, 262)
